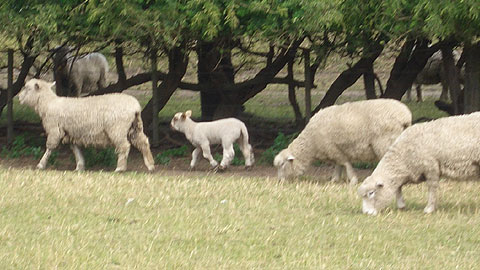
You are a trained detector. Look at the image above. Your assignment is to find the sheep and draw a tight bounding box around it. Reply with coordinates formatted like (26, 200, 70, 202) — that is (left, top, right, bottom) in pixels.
(273, 99, 412, 184)
(358, 112, 480, 215)
(53, 46, 109, 97)
(18, 78, 155, 172)
(407, 50, 463, 102)
(170, 110, 254, 170)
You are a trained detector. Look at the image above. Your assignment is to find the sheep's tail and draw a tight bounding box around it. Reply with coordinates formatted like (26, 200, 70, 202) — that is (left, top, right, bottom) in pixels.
(128, 112, 155, 171)
(239, 123, 254, 166)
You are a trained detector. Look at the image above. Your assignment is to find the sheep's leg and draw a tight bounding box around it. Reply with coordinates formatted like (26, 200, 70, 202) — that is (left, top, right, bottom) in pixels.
(424, 173, 440, 214)
(200, 144, 218, 168)
(396, 186, 406, 209)
(114, 142, 131, 172)
(190, 147, 201, 169)
(415, 84, 423, 102)
(220, 143, 235, 170)
(330, 164, 344, 182)
(38, 134, 61, 169)
(70, 145, 85, 171)
(344, 162, 358, 185)
(130, 133, 155, 171)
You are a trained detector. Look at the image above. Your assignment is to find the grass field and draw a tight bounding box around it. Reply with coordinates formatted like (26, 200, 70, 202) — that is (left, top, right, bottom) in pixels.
(0, 168, 479, 269)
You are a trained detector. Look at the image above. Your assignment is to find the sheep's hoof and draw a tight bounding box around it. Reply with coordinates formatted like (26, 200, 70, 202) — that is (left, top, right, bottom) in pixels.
(245, 165, 253, 171)
(146, 165, 155, 172)
(213, 165, 226, 173)
(36, 163, 45, 170)
(349, 178, 359, 186)
(114, 168, 126, 173)
(424, 205, 435, 214)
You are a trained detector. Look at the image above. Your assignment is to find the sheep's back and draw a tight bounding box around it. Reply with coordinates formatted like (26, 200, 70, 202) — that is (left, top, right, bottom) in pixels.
(45, 94, 140, 147)
(384, 112, 480, 181)
(292, 99, 411, 162)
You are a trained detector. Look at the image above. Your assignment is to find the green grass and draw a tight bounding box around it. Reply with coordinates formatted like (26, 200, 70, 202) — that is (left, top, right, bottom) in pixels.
(0, 168, 479, 269)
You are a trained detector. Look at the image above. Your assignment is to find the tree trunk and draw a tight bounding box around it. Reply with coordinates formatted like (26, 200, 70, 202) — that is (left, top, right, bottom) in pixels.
(115, 44, 127, 84)
(363, 61, 376, 99)
(312, 44, 383, 114)
(287, 58, 303, 127)
(464, 42, 480, 113)
(440, 44, 462, 114)
(141, 45, 189, 128)
(196, 40, 237, 120)
(382, 38, 440, 100)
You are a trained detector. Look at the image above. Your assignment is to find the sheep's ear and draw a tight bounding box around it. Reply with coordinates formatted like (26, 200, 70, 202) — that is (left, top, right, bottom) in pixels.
(376, 181, 384, 189)
(287, 155, 295, 162)
(50, 81, 56, 88)
(185, 110, 192, 118)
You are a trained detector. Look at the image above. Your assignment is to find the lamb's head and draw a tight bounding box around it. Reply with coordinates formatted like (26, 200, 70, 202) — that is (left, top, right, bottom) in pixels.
(273, 149, 304, 180)
(19, 79, 56, 108)
(170, 110, 192, 132)
(358, 175, 395, 215)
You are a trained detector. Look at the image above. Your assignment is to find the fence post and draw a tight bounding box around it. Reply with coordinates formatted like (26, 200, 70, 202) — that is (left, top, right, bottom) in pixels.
(303, 49, 312, 124)
(7, 49, 14, 147)
(151, 48, 159, 147)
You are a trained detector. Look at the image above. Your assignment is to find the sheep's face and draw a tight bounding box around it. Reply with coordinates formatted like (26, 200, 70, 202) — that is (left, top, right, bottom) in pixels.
(170, 110, 192, 132)
(273, 149, 297, 180)
(19, 79, 55, 108)
(358, 176, 394, 215)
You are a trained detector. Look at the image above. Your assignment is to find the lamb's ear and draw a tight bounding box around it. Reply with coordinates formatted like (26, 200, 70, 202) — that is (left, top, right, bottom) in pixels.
(185, 110, 192, 118)
(287, 155, 295, 162)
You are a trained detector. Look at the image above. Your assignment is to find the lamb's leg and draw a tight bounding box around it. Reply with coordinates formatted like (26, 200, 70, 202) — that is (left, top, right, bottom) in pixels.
(190, 147, 201, 169)
(344, 162, 358, 185)
(220, 143, 235, 170)
(200, 143, 218, 168)
(70, 145, 85, 171)
(240, 143, 254, 167)
(330, 164, 344, 182)
(396, 186, 406, 209)
(424, 173, 440, 214)
(114, 142, 131, 172)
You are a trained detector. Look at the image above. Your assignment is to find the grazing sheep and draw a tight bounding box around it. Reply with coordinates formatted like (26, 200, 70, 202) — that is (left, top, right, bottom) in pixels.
(273, 99, 412, 184)
(170, 110, 254, 170)
(407, 50, 463, 102)
(358, 112, 480, 215)
(18, 78, 154, 172)
(53, 46, 109, 96)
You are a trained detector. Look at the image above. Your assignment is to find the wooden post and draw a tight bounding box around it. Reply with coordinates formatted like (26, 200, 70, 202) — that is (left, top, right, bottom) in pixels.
(151, 48, 159, 147)
(7, 49, 14, 147)
(303, 49, 312, 124)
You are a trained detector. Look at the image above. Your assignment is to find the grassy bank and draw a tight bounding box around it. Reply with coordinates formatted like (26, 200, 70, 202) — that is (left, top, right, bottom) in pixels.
(0, 168, 479, 269)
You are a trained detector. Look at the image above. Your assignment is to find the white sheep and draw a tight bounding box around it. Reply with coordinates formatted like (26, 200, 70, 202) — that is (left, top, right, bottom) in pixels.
(170, 110, 254, 170)
(53, 47, 109, 96)
(273, 99, 412, 184)
(18, 78, 155, 172)
(358, 112, 480, 215)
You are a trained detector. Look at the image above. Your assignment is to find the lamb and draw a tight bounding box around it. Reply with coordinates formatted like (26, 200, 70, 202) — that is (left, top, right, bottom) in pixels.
(18, 78, 155, 172)
(273, 99, 412, 184)
(358, 112, 480, 215)
(53, 46, 109, 96)
(170, 110, 254, 170)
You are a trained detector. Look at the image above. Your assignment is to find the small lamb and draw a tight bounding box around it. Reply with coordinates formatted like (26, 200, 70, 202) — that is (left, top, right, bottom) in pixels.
(18, 78, 154, 172)
(274, 99, 412, 184)
(358, 112, 480, 215)
(170, 110, 254, 170)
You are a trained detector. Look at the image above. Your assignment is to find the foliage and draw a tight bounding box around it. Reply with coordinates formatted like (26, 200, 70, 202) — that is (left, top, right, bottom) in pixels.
(82, 147, 117, 168)
(155, 145, 189, 165)
(213, 143, 245, 166)
(259, 132, 298, 165)
(1, 134, 44, 160)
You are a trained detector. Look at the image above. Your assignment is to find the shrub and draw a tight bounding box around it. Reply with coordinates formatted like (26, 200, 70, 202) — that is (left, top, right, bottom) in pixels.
(83, 147, 117, 168)
(155, 145, 189, 165)
(1, 134, 49, 161)
(259, 132, 298, 165)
